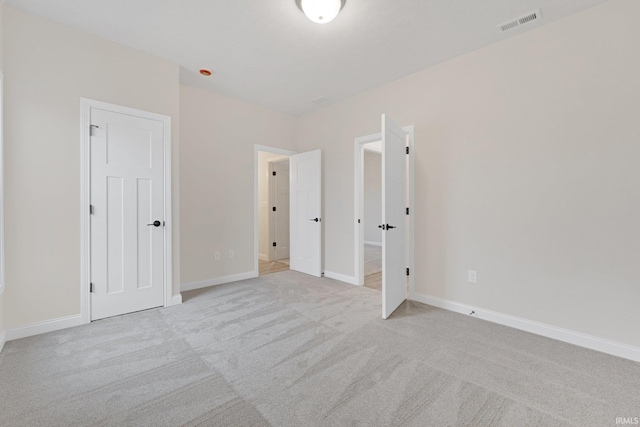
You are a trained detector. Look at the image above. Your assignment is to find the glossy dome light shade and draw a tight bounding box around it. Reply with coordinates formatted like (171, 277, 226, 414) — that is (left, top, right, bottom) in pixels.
(298, 0, 345, 24)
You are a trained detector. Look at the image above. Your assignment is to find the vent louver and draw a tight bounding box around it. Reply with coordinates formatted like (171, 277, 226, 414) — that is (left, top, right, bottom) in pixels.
(498, 9, 541, 32)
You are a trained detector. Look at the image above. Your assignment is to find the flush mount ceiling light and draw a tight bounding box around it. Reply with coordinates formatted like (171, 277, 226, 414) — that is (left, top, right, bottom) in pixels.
(199, 69, 212, 76)
(296, 0, 346, 24)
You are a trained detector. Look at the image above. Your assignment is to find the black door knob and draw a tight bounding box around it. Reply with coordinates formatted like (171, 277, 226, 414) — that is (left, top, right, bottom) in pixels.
(378, 224, 386, 230)
(310, 218, 319, 222)
(147, 220, 162, 227)
(386, 224, 397, 229)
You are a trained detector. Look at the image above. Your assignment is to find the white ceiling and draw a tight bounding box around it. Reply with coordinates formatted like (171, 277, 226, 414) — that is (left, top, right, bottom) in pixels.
(7, 0, 608, 116)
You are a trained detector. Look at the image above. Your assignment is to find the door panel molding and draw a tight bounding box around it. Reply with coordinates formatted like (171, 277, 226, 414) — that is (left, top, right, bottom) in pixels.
(81, 98, 173, 324)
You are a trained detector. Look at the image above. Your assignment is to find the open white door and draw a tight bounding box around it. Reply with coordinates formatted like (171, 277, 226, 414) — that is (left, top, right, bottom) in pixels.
(381, 115, 408, 319)
(290, 150, 322, 277)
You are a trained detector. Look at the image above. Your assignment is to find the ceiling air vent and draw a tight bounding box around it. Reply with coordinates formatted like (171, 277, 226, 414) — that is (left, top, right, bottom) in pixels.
(498, 9, 541, 32)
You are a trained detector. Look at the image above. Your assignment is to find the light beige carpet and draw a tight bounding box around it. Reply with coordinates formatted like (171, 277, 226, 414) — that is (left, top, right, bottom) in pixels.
(1, 270, 638, 426)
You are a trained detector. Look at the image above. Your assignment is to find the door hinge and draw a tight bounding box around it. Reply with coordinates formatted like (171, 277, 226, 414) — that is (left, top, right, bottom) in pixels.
(406, 268, 410, 276)
(272, 171, 276, 176)
(406, 146, 410, 154)
(273, 207, 276, 212)
(90, 124, 99, 136)
(406, 207, 409, 215)
(273, 242, 277, 247)
(90, 204, 94, 215)
(90, 283, 94, 293)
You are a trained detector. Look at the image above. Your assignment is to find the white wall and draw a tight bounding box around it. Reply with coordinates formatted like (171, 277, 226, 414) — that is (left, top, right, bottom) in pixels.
(0, 0, 5, 343)
(296, 0, 640, 348)
(258, 152, 288, 261)
(3, 6, 181, 329)
(4, 0, 640, 355)
(363, 151, 382, 245)
(179, 85, 296, 286)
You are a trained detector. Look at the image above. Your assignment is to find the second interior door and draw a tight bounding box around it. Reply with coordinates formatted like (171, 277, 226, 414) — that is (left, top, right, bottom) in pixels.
(381, 114, 408, 319)
(290, 149, 322, 277)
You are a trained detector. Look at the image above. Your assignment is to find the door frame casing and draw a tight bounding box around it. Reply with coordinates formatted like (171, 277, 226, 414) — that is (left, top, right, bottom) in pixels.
(253, 144, 297, 277)
(80, 98, 173, 324)
(353, 125, 415, 296)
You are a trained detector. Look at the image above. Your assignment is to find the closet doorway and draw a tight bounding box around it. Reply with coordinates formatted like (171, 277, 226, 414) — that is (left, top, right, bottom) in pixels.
(354, 115, 415, 319)
(257, 149, 292, 276)
(362, 143, 383, 290)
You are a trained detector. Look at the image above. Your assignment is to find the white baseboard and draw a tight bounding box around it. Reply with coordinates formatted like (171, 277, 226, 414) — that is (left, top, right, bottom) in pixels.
(0, 330, 5, 353)
(6, 314, 85, 341)
(181, 271, 257, 292)
(259, 253, 269, 262)
(364, 241, 382, 247)
(323, 270, 358, 285)
(6, 294, 182, 344)
(410, 292, 640, 363)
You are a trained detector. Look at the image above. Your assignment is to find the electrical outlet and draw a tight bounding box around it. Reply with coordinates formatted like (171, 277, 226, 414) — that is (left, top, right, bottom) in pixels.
(468, 270, 477, 284)
(214, 251, 220, 261)
(229, 250, 234, 259)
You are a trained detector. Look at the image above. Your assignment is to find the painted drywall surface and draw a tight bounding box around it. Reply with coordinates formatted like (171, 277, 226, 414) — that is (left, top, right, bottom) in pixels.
(179, 85, 296, 285)
(0, 0, 5, 337)
(258, 152, 289, 261)
(3, 7, 181, 329)
(296, 0, 640, 347)
(0, 293, 4, 339)
(0, 0, 3, 71)
(363, 151, 382, 244)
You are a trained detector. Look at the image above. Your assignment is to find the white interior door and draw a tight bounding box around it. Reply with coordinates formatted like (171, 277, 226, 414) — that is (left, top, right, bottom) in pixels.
(90, 108, 165, 321)
(382, 114, 408, 319)
(270, 160, 290, 260)
(290, 150, 322, 277)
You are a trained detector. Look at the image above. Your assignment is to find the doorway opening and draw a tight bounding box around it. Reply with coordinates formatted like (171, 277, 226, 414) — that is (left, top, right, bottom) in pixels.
(362, 142, 383, 291)
(254, 145, 296, 277)
(81, 99, 173, 323)
(259, 152, 291, 276)
(253, 145, 324, 279)
(354, 118, 415, 318)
